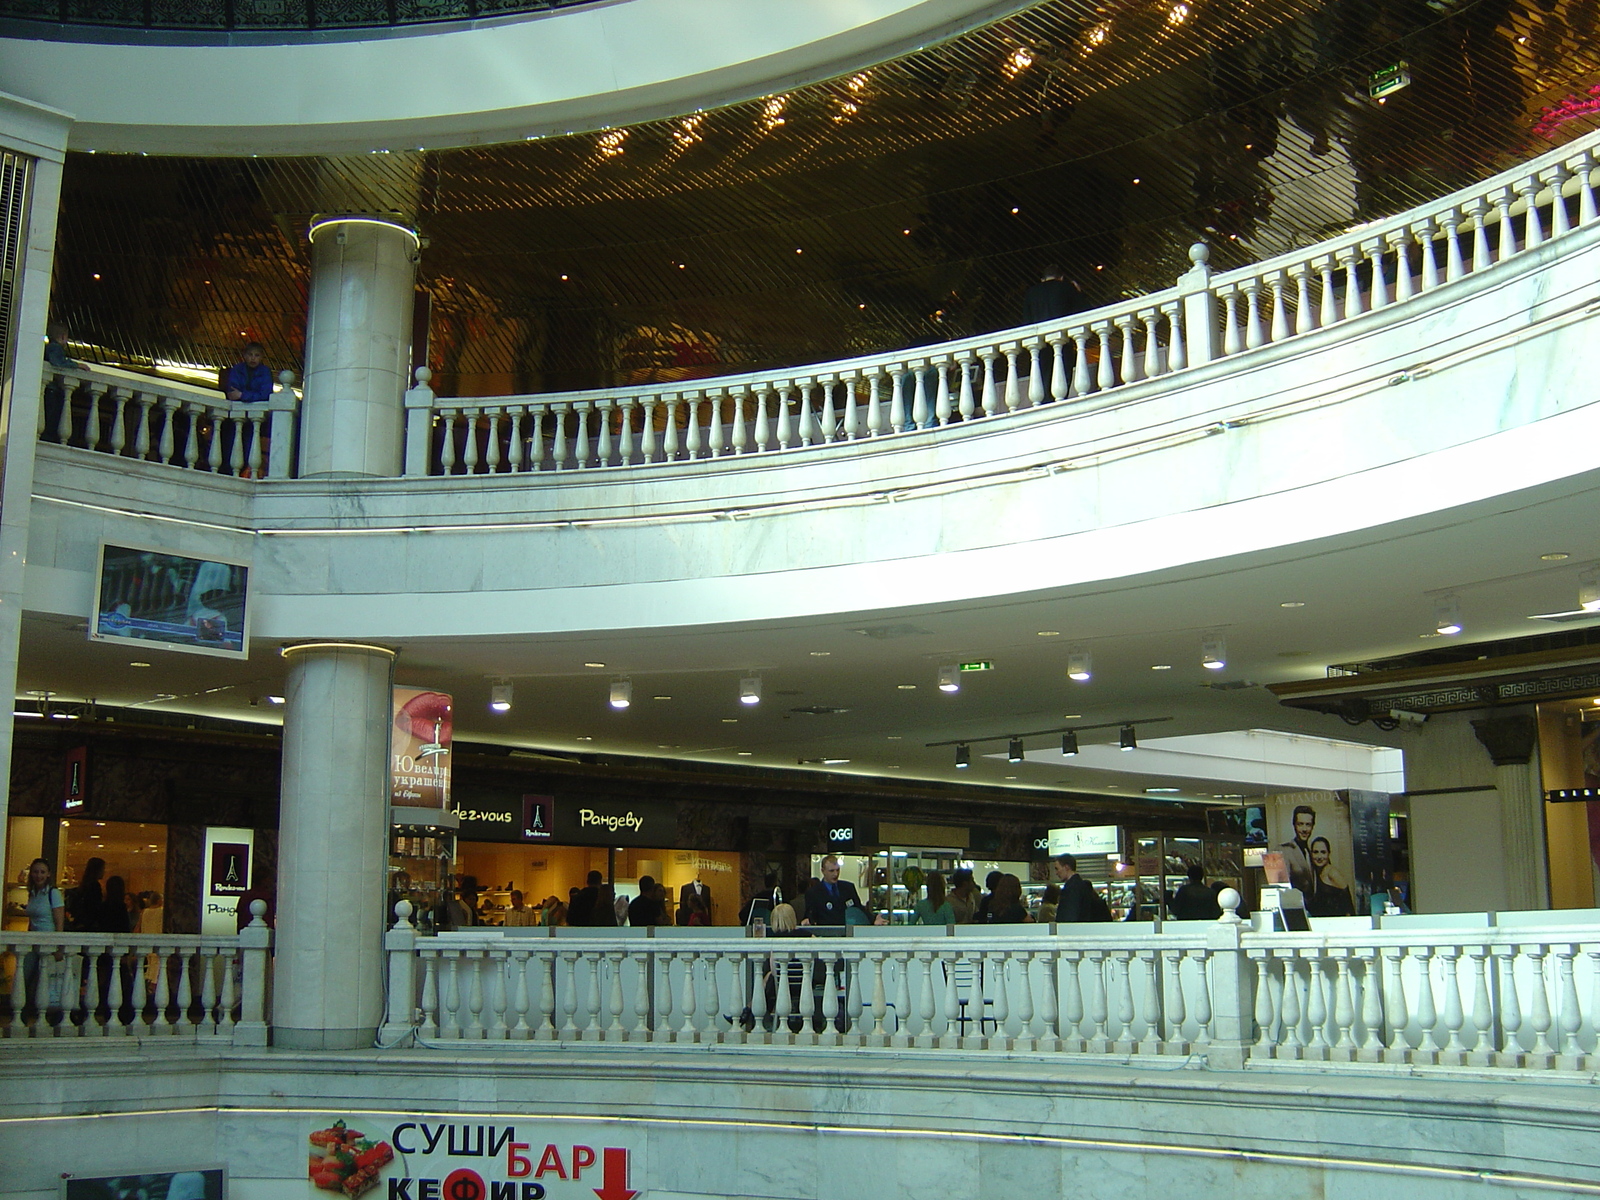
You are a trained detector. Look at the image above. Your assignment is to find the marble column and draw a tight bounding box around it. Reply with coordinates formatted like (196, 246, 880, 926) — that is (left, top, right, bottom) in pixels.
(1472, 713, 1549, 911)
(275, 641, 395, 1050)
(299, 215, 419, 478)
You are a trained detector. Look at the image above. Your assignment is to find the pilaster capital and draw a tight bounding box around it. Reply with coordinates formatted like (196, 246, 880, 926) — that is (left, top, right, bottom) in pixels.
(1471, 713, 1538, 766)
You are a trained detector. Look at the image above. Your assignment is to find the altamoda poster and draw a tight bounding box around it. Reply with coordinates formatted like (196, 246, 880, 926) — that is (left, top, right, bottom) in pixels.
(1266, 791, 1360, 918)
(307, 1116, 643, 1200)
(392, 688, 453, 809)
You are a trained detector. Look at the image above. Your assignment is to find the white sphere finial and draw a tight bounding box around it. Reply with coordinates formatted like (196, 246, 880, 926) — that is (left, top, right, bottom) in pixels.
(277, 369, 296, 386)
(248, 898, 268, 924)
(394, 898, 414, 926)
(1217, 887, 1242, 923)
(414, 366, 432, 384)
(1189, 242, 1210, 266)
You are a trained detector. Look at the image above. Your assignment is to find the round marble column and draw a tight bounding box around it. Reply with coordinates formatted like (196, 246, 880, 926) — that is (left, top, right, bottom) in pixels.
(300, 215, 419, 478)
(274, 641, 395, 1050)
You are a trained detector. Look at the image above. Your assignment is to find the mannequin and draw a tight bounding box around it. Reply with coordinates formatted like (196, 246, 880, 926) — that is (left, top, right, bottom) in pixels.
(676, 876, 712, 926)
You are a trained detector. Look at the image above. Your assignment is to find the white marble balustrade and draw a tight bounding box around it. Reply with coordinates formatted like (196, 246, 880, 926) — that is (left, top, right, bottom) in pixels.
(405, 127, 1600, 479)
(0, 908, 271, 1046)
(39, 364, 299, 479)
(381, 904, 1600, 1073)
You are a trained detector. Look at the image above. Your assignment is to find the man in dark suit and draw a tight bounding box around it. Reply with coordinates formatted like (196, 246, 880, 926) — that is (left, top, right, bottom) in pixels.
(677, 878, 712, 926)
(1052, 854, 1104, 923)
(569, 870, 616, 927)
(1278, 805, 1317, 894)
(801, 854, 868, 926)
(628, 875, 666, 927)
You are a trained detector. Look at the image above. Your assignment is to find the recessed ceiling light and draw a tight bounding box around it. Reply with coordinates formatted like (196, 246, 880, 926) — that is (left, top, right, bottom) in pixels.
(266, 695, 286, 705)
(722, 718, 738, 723)
(897, 684, 917, 690)
(1004, 775, 1017, 780)
(886, 735, 902, 740)
(1151, 664, 1173, 671)
(1279, 601, 1306, 608)
(584, 662, 606, 668)
(575, 735, 594, 741)
(154, 693, 176, 700)
(736, 750, 753, 756)
(129, 661, 151, 668)
(652, 695, 672, 701)
(809, 651, 831, 657)
(1541, 552, 1571, 561)
(1037, 630, 1061, 637)
(1146, 787, 1181, 794)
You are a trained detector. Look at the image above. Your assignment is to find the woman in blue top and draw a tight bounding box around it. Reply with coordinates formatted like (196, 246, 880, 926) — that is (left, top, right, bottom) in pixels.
(912, 871, 954, 926)
(26, 858, 64, 931)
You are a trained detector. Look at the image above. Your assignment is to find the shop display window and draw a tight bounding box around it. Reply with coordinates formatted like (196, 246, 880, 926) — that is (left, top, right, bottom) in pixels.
(58, 820, 169, 933)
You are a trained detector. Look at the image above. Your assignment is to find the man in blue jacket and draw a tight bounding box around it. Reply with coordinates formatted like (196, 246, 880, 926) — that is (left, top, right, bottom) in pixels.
(222, 342, 273, 403)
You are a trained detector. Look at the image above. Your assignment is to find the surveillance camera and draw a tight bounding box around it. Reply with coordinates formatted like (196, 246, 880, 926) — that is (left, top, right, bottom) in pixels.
(1388, 709, 1429, 726)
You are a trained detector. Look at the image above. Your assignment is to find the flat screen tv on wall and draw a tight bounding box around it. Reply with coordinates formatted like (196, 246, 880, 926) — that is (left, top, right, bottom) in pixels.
(89, 543, 250, 660)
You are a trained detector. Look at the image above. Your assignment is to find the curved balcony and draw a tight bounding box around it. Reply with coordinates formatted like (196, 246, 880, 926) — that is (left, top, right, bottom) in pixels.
(30, 128, 1600, 644)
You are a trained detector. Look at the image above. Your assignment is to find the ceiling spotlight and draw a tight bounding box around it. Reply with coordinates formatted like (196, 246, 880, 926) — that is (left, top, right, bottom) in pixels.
(1201, 634, 1227, 670)
(609, 678, 632, 709)
(1581, 568, 1600, 612)
(740, 675, 762, 705)
(1061, 730, 1079, 756)
(1434, 595, 1463, 636)
(1008, 737, 1024, 763)
(266, 695, 285, 705)
(489, 680, 512, 713)
(1119, 725, 1137, 751)
(938, 664, 960, 692)
(1067, 647, 1092, 682)
(955, 743, 971, 769)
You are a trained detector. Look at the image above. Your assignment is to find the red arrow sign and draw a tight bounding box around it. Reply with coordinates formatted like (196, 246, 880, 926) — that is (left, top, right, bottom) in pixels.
(592, 1147, 637, 1200)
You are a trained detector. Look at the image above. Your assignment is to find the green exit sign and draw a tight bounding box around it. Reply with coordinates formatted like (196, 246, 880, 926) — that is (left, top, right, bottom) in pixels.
(1368, 62, 1410, 99)
(958, 660, 993, 672)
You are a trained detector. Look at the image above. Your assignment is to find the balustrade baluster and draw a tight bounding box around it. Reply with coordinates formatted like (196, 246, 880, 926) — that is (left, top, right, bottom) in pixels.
(863, 952, 886, 1043)
(865, 374, 883, 436)
(439, 412, 460, 474)
(1437, 211, 1465, 283)
(1410, 947, 1439, 1060)
(935, 362, 953, 424)
(1527, 945, 1556, 1062)
(527, 409, 547, 471)
(1026, 344, 1046, 407)
(1277, 954, 1304, 1057)
(504, 409, 525, 472)
(1495, 946, 1523, 1065)
(7, 942, 27, 1036)
(1366, 240, 1390, 309)
(1264, 272, 1288, 344)
(938, 951, 962, 1048)
(1141, 312, 1163, 378)
(1548, 165, 1571, 238)
(884, 369, 905, 431)
(1068, 330, 1093, 396)
(1287, 264, 1314, 336)
(103, 947, 129, 1036)
(461, 411, 483, 473)
(661, 397, 683, 460)
(464, 954, 486, 1038)
(581, 954, 604, 1040)
(841, 379, 859, 440)
(510, 950, 531, 1039)
(1108, 950, 1135, 1052)
(1337, 246, 1364, 321)
(988, 954, 1011, 1049)
(888, 951, 911, 1046)
(557, 952, 580, 1040)
(979, 354, 1000, 415)
(1354, 949, 1382, 1060)
(599, 950, 623, 1043)
(1315, 257, 1338, 328)
(418, 952, 439, 1038)
(1491, 187, 1518, 261)
(1381, 947, 1408, 1061)
(771, 947, 793, 1045)
(151, 946, 177, 1035)
(487, 956, 508, 1039)
(677, 952, 700, 1042)
(1576, 149, 1598, 225)
(576, 404, 595, 467)
(819, 381, 837, 441)
(706, 393, 726, 456)
(1520, 175, 1544, 249)
(246, 413, 265, 476)
(798, 383, 818, 446)
(1587, 948, 1600, 1070)
(1416, 222, 1441, 291)
(706, 953, 727, 1042)
(217, 949, 237, 1036)
(1389, 230, 1414, 303)
(55, 381, 77, 444)
(720, 391, 741, 456)
(1465, 947, 1492, 1063)
(624, 951, 647, 1041)
(1058, 951, 1084, 1051)
(911, 367, 931, 428)
(1014, 951, 1037, 1050)
(1331, 951, 1357, 1059)
(549, 405, 570, 469)
(1162, 950, 1187, 1054)
(529, 951, 554, 1041)
(1438, 946, 1467, 1062)
(1091, 323, 1115, 392)
(180, 407, 201, 469)
(483, 409, 503, 473)
(684, 394, 703, 459)
(103, 388, 126, 457)
(205, 408, 225, 473)
(132, 395, 155, 460)
(1221, 288, 1243, 356)
(611, 401, 632, 466)
(818, 957, 840, 1046)
(1003, 348, 1024, 411)
(640, 399, 660, 463)
(1303, 951, 1329, 1058)
(1115, 315, 1141, 383)
(646, 951, 670, 1043)
(1467, 198, 1493, 271)
(916, 951, 944, 1045)
(1086, 950, 1111, 1051)
(959, 357, 978, 418)
(595, 402, 614, 466)
(197, 949, 218, 1035)
(1137, 950, 1161, 1054)
(1191, 949, 1213, 1048)
(775, 386, 795, 448)
(1242, 281, 1265, 349)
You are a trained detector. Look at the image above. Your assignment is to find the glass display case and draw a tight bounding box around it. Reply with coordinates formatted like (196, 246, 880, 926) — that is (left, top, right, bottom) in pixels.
(389, 805, 459, 935)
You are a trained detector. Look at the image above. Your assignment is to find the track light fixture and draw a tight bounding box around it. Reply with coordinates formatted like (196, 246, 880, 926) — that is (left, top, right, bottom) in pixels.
(1433, 596, 1462, 636)
(609, 678, 632, 709)
(1008, 737, 1024, 762)
(1067, 648, 1092, 682)
(1119, 724, 1137, 751)
(489, 680, 512, 713)
(1581, 568, 1600, 613)
(955, 743, 971, 769)
(739, 675, 762, 705)
(1061, 731, 1079, 756)
(1201, 633, 1226, 670)
(938, 664, 960, 692)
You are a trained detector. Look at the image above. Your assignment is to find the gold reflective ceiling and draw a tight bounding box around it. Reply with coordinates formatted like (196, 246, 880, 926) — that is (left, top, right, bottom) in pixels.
(49, 0, 1600, 396)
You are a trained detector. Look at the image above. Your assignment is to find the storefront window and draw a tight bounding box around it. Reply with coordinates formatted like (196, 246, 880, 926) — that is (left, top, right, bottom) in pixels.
(58, 819, 168, 932)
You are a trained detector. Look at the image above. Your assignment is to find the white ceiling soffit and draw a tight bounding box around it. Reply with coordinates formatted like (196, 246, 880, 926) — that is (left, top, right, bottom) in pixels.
(0, 0, 1035, 155)
(1005, 728, 1406, 794)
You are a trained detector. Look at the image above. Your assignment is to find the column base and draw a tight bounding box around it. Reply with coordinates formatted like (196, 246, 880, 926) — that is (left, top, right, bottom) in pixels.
(275, 1025, 377, 1051)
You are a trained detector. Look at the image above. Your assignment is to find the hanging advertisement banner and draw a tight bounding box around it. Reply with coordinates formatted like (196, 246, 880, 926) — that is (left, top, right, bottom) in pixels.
(1345, 788, 1393, 917)
(1265, 791, 1383, 918)
(306, 1116, 645, 1200)
(201, 825, 254, 935)
(392, 688, 453, 809)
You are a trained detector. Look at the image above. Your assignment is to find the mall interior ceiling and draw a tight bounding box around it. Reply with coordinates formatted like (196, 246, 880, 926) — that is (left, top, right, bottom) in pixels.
(48, 0, 1600, 397)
